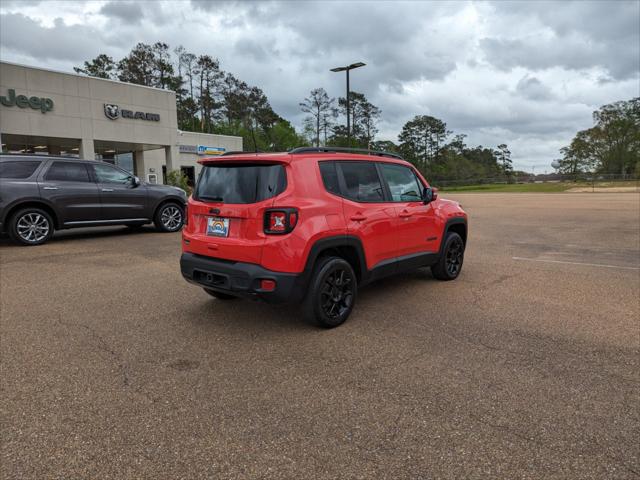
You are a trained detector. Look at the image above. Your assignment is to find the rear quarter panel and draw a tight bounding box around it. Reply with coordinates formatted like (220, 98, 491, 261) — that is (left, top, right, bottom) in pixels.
(260, 159, 347, 273)
(0, 159, 52, 226)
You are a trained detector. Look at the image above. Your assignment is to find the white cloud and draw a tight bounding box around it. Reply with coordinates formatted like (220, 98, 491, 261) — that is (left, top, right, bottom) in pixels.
(0, 0, 638, 170)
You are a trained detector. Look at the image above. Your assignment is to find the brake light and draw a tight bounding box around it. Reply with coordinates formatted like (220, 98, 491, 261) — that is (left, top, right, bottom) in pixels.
(260, 279, 276, 291)
(184, 203, 188, 225)
(264, 208, 298, 235)
(269, 212, 286, 232)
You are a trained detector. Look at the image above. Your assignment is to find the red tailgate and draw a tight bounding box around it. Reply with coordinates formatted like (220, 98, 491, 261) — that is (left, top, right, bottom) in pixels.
(183, 198, 274, 264)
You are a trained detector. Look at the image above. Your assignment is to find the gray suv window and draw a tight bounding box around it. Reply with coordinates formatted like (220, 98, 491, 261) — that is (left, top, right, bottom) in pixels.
(93, 163, 132, 184)
(45, 161, 91, 182)
(0, 160, 41, 179)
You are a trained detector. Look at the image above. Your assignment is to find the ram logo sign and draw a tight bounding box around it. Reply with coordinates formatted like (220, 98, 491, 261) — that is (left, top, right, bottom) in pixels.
(103, 103, 160, 122)
(104, 103, 119, 120)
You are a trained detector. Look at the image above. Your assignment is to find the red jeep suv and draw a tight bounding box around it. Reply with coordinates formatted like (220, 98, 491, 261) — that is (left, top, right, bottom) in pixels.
(180, 147, 467, 327)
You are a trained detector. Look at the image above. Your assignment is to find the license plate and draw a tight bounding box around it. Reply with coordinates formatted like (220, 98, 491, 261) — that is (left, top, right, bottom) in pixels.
(206, 217, 229, 237)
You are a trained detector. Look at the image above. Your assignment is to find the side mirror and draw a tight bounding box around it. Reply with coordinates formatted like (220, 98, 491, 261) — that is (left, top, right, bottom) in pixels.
(131, 176, 141, 187)
(422, 186, 434, 204)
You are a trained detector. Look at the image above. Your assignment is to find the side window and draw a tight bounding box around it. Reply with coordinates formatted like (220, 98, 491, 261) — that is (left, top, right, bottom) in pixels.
(93, 163, 132, 184)
(379, 163, 423, 202)
(44, 161, 91, 182)
(0, 160, 41, 179)
(338, 162, 385, 202)
(319, 161, 340, 195)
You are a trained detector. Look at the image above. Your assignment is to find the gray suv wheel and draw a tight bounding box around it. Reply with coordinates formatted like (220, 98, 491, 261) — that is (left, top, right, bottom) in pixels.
(154, 203, 184, 232)
(9, 208, 54, 246)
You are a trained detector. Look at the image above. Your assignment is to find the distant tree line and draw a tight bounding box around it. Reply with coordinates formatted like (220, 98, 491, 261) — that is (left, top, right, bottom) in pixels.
(76, 42, 513, 180)
(554, 98, 639, 175)
(299, 88, 511, 181)
(77, 42, 637, 182)
(75, 42, 304, 151)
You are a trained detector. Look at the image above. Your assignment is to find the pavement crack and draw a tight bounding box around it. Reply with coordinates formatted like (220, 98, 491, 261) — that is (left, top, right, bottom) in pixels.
(467, 412, 542, 446)
(440, 328, 545, 361)
(466, 411, 640, 476)
(57, 317, 130, 387)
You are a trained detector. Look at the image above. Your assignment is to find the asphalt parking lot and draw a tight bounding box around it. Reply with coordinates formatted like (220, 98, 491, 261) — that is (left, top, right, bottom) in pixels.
(1, 193, 638, 479)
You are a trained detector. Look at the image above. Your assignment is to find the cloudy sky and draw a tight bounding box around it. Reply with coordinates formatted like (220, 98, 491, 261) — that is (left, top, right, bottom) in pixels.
(1, 0, 638, 170)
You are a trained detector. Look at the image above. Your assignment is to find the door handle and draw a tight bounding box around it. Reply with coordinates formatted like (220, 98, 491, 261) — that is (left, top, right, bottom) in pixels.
(101, 188, 114, 192)
(350, 214, 367, 222)
(43, 186, 59, 190)
(399, 211, 412, 218)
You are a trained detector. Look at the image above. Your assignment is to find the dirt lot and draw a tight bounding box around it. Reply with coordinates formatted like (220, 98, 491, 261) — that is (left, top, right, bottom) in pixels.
(1, 193, 638, 479)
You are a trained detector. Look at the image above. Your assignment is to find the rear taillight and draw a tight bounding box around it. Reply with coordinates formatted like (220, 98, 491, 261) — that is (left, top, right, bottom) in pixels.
(184, 203, 188, 225)
(260, 279, 276, 291)
(264, 208, 298, 235)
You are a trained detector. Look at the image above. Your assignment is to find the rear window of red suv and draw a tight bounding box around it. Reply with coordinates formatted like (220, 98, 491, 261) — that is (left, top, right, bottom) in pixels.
(195, 163, 286, 204)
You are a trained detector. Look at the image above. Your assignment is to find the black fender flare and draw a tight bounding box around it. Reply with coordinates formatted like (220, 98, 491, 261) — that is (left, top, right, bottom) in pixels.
(302, 234, 367, 280)
(438, 217, 468, 257)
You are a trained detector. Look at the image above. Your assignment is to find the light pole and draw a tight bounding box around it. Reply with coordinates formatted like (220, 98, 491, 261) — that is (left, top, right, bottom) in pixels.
(330, 62, 366, 147)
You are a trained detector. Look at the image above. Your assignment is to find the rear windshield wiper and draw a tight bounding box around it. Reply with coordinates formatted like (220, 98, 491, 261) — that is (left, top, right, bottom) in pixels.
(198, 195, 224, 202)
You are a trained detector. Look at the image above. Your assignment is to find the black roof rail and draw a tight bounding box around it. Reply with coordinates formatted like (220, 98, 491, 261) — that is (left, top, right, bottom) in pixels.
(0, 152, 81, 160)
(289, 146, 404, 160)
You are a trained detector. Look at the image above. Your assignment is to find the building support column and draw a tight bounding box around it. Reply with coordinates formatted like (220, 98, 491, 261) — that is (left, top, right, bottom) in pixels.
(165, 145, 178, 172)
(79, 138, 95, 160)
(134, 150, 146, 178)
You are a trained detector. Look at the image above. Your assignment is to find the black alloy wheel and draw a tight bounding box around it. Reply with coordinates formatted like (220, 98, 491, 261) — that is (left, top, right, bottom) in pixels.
(320, 267, 355, 321)
(431, 231, 465, 280)
(445, 235, 464, 277)
(303, 256, 358, 328)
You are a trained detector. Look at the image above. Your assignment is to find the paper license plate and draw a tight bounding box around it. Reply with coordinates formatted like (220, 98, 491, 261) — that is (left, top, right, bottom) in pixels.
(206, 217, 229, 237)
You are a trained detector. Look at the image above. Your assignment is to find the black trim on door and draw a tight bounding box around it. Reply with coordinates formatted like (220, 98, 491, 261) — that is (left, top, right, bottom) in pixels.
(367, 251, 439, 283)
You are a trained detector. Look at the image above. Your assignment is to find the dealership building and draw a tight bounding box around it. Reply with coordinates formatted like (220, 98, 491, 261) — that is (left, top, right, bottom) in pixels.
(0, 61, 242, 185)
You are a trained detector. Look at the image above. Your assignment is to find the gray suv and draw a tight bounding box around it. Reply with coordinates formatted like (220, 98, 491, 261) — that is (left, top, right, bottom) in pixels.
(0, 155, 187, 245)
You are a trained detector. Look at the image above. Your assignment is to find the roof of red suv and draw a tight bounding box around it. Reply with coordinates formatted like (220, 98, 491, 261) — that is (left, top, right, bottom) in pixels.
(198, 148, 410, 166)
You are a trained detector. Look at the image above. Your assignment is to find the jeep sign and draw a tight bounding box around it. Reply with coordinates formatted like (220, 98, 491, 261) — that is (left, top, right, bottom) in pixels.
(0, 89, 54, 113)
(104, 103, 160, 122)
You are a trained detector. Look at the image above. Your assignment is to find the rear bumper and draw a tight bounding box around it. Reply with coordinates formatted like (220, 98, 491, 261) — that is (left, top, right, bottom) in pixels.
(180, 252, 306, 304)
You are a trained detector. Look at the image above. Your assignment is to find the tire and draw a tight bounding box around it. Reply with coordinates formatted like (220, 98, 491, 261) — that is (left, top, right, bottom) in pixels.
(303, 256, 357, 328)
(8, 208, 54, 246)
(203, 288, 237, 300)
(154, 203, 184, 232)
(431, 232, 465, 280)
